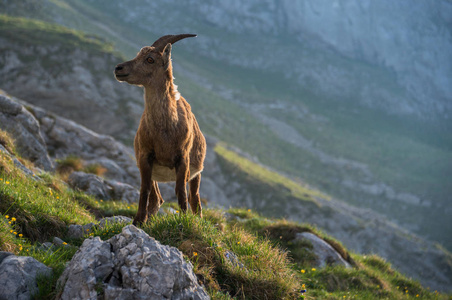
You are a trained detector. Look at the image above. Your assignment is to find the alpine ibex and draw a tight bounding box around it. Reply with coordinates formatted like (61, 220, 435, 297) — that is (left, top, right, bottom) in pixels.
(114, 34, 206, 225)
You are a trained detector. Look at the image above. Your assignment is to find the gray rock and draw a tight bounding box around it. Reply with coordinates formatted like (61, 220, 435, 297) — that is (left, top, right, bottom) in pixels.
(67, 223, 96, 240)
(98, 216, 132, 228)
(58, 237, 113, 300)
(66, 225, 84, 240)
(0, 252, 13, 265)
(105, 180, 139, 203)
(224, 251, 244, 269)
(294, 232, 351, 269)
(58, 225, 209, 300)
(67, 171, 139, 202)
(53, 237, 65, 246)
(68, 171, 111, 200)
(0, 93, 53, 171)
(0, 255, 52, 300)
(40, 242, 54, 251)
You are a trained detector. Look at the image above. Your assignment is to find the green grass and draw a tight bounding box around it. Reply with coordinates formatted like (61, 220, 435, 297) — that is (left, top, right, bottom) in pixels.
(0, 14, 114, 53)
(214, 144, 329, 205)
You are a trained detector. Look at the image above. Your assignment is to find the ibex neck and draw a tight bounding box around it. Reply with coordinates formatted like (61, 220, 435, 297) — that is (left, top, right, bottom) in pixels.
(143, 82, 179, 127)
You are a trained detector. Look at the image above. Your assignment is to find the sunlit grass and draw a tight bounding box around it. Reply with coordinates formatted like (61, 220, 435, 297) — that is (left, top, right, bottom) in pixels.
(214, 144, 329, 205)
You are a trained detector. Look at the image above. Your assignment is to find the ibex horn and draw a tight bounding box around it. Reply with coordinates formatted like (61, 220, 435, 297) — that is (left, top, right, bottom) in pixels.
(152, 34, 197, 50)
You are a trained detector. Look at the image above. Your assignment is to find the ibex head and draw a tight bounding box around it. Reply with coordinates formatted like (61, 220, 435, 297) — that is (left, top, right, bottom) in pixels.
(114, 34, 196, 86)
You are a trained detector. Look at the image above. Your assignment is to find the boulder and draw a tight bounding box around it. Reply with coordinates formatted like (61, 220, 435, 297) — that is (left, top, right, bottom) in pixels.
(67, 171, 139, 202)
(58, 225, 209, 300)
(294, 232, 351, 268)
(67, 222, 96, 240)
(0, 93, 53, 171)
(0, 255, 52, 300)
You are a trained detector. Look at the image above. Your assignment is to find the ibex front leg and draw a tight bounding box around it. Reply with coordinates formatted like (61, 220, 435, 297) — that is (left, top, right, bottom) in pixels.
(175, 155, 190, 213)
(133, 153, 154, 225)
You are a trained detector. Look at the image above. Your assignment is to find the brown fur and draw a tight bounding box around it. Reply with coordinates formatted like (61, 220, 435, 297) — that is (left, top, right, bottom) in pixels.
(114, 35, 206, 224)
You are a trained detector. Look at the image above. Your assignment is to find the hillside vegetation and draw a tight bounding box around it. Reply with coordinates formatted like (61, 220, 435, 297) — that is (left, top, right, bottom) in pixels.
(1, 130, 449, 299)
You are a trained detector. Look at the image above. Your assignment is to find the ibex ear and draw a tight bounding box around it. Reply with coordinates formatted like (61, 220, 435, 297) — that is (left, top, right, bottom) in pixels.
(162, 43, 172, 70)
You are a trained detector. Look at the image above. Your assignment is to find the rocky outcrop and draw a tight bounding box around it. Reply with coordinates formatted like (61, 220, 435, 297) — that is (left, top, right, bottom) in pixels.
(294, 232, 351, 268)
(0, 253, 52, 300)
(27, 103, 140, 186)
(58, 225, 209, 300)
(0, 91, 140, 185)
(0, 92, 53, 171)
(68, 171, 139, 202)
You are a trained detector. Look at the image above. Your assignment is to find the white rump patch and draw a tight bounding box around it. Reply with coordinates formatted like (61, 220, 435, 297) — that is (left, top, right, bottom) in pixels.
(174, 84, 181, 101)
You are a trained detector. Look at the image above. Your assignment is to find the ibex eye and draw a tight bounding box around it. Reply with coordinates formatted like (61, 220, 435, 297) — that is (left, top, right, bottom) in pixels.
(146, 57, 154, 64)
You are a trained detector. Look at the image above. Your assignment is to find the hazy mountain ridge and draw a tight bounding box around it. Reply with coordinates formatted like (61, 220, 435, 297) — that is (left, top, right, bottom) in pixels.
(110, 0, 452, 120)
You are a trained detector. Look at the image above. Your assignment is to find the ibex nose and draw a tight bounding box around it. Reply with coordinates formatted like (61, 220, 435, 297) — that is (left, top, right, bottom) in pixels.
(115, 65, 123, 72)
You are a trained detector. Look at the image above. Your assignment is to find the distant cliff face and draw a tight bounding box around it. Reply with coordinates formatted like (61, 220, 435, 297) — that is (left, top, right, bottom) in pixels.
(116, 0, 452, 119)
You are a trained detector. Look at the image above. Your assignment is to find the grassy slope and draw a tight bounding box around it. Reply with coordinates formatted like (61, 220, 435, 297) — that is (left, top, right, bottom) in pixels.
(0, 14, 114, 53)
(1, 130, 450, 299)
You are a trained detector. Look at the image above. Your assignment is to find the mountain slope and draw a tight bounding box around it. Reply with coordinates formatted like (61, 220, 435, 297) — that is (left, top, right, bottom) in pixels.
(1, 0, 451, 251)
(1, 123, 450, 299)
(1, 4, 452, 291)
(2, 90, 451, 292)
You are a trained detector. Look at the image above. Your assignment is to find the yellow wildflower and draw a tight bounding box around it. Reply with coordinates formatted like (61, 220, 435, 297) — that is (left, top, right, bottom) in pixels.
(11, 217, 16, 222)
(416, 295, 419, 298)
(247, 209, 251, 212)
(5, 181, 10, 184)
(19, 234, 23, 237)
(13, 232, 17, 235)
(302, 284, 306, 289)
(10, 230, 13, 233)
(5, 215, 8, 219)
(237, 241, 240, 244)
(193, 252, 198, 256)
(311, 268, 316, 271)
(63, 242, 68, 245)
(19, 247, 23, 251)
(301, 269, 305, 274)
(176, 210, 179, 213)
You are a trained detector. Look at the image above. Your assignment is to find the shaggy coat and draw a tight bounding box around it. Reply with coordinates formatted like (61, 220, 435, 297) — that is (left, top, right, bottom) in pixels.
(114, 34, 206, 224)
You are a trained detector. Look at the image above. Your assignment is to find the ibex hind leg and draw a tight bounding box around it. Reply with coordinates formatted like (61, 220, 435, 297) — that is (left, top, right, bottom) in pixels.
(147, 181, 162, 217)
(175, 156, 189, 213)
(154, 181, 164, 206)
(188, 173, 202, 217)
